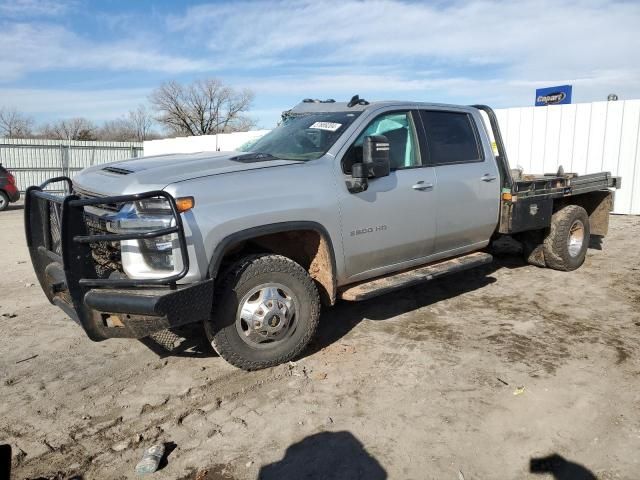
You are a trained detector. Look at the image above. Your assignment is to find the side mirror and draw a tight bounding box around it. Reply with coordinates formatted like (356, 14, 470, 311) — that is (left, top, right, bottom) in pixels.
(363, 135, 390, 178)
(346, 135, 391, 194)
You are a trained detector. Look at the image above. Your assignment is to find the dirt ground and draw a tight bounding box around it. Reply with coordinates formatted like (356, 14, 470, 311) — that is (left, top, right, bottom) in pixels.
(1, 204, 639, 480)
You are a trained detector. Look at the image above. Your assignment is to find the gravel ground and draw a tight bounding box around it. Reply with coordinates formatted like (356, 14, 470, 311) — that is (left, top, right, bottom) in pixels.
(1, 204, 639, 480)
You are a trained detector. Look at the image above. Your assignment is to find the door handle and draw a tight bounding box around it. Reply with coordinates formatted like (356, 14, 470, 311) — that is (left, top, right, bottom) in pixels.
(412, 181, 434, 191)
(481, 174, 497, 182)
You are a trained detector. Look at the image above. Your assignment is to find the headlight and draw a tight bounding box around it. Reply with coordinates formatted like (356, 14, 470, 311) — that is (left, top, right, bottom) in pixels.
(140, 234, 175, 270)
(98, 195, 193, 276)
(106, 199, 176, 271)
(135, 197, 171, 214)
(136, 196, 194, 214)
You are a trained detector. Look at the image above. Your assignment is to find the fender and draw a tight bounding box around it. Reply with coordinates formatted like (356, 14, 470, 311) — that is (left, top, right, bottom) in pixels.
(208, 221, 338, 303)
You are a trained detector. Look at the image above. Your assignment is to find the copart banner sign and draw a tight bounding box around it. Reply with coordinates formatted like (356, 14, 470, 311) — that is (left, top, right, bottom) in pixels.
(535, 85, 572, 106)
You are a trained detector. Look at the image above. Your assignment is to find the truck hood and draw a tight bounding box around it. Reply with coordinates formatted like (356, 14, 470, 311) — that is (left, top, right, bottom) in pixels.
(73, 151, 302, 195)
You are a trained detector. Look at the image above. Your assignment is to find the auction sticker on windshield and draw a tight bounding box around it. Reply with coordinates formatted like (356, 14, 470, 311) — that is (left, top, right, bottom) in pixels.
(309, 122, 342, 132)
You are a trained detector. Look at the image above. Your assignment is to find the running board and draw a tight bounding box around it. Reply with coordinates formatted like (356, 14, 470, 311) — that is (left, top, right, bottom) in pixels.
(339, 252, 493, 301)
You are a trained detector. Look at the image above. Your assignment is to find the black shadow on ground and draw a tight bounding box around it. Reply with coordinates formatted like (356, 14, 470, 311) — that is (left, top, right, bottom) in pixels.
(3, 203, 24, 211)
(303, 255, 516, 358)
(530, 453, 597, 480)
(0, 444, 11, 480)
(589, 234, 604, 250)
(161, 248, 528, 360)
(258, 431, 386, 480)
(158, 441, 178, 471)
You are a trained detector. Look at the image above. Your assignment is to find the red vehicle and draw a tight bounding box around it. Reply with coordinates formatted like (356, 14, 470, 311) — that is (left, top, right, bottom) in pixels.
(0, 164, 20, 211)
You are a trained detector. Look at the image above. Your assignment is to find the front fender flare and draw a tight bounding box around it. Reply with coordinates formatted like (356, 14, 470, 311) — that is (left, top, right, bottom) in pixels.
(207, 221, 338, 304)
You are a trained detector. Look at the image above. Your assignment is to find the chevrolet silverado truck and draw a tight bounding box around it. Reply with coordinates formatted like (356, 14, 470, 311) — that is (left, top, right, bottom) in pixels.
(25, 97, 620, 370)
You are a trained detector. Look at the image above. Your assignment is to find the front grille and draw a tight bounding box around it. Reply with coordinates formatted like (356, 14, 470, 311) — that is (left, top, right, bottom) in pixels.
(74, 188, 123, 213)
(34, 196, 63, 256)
(28, 182, 189, 290)
(49, 202, 62, 256)
(84, 214, 124, 278)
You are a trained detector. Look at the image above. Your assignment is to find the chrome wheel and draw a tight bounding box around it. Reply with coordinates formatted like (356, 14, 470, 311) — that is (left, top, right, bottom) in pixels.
(0, 195, 7, 210)
(236, 283, 298, 348)
(568, 220, 585, 257)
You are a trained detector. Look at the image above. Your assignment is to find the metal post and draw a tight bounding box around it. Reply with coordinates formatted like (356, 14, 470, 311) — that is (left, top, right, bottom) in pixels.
(215, 108, 219, 151)
(61, 144, 69, 180)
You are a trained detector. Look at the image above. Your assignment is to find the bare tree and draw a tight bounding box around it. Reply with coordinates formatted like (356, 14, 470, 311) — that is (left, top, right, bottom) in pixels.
(150, 79, 255, 136)
(98, 118, 135, 142)
(0, 107, 33, 138)
(96, 106, 156, 142)
(41, 118, 97, 141)
(127, 105, 154, 141)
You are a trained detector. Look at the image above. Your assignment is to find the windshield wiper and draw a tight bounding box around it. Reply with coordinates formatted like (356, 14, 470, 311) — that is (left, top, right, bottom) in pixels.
(231, 152, 307, 163)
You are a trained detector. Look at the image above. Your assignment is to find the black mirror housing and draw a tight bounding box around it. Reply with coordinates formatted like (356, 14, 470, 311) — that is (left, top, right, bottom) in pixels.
(346, 162, 368, 193)
(363, 135, 390, 178)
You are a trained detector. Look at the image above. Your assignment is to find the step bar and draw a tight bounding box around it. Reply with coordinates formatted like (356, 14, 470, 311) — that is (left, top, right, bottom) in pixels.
(339, 251, 493, 301)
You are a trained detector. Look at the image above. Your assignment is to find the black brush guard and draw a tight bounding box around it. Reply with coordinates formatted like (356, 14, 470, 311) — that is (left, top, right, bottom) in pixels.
(24, 177, 213, 340)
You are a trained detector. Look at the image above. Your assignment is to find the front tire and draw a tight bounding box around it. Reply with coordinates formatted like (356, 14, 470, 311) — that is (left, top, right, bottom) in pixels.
(205, 254, 320, 370)
(543, 205, 590, 271)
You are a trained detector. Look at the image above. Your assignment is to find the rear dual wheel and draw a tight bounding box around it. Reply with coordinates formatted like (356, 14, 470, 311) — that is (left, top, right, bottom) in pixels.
(543, 204, 590, 271)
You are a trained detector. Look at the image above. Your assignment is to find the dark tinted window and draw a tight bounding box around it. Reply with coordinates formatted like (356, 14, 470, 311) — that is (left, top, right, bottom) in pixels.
(419, 111, 482, 165)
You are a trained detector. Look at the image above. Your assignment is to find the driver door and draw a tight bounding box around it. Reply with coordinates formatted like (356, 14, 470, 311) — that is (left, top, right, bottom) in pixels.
(336, 110, 437, 281)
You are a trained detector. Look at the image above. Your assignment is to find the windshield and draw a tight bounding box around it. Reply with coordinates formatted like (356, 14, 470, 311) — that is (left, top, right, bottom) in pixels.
(241, 112, 361, 161)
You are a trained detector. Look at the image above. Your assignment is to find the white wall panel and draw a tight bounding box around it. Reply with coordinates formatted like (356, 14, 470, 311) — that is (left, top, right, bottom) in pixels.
(143, 130, 270, 157)
(517, 107, 535, 172)
(557, 104, 577, 171)
(543, 105, 562, 173)
(614, 101, 640, 213)
(495, 100, 640, 214)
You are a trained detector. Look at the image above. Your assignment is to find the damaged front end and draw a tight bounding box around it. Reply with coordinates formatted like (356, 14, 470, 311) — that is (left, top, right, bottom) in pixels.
(24, 177, 213, 341)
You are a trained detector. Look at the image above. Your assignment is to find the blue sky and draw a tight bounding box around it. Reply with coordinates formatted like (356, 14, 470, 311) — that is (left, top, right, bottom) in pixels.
(1, 0, 639, 129)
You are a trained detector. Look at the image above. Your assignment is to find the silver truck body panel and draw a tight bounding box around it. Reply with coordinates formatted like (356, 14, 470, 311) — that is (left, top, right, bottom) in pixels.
(72, 101, 503, 288)
(432, 109, 500, 253)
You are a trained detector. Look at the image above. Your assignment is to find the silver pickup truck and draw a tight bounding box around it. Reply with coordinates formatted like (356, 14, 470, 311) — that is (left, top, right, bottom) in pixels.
(25, 97, 620, 370)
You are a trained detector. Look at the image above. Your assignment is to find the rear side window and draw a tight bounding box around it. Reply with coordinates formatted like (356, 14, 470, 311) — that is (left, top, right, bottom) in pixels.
(419, 111, 483, 165)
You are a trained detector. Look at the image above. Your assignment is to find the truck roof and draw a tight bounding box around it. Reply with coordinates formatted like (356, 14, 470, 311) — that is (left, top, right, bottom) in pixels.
(288, 98, 469, 115)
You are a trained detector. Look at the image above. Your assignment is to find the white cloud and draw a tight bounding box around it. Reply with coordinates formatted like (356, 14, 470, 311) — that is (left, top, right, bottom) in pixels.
(0, 22, 211, 82)
(170, 0, 640, 103)
(1, 0, 638, 126)
(0, 0, 74, 17)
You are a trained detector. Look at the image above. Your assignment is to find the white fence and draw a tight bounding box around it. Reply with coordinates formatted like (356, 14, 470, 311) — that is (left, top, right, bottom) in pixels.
(494, 100, 640, 215)
(0, 138, 143, 193)
(143, 130, 270, 157)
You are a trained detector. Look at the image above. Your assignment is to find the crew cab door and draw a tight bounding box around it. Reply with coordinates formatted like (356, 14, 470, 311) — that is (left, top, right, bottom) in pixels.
(416, 109, 500, 253)
(336, 110, 437, 280)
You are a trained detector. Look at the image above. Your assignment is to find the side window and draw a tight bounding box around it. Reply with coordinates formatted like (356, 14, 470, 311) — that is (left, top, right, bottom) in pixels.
(342, 111, 422, 173)
(419, 110, 483, 165)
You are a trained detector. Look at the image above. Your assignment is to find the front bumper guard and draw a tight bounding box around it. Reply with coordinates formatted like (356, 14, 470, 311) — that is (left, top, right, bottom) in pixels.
(24, 177, 213, 340)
